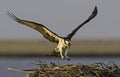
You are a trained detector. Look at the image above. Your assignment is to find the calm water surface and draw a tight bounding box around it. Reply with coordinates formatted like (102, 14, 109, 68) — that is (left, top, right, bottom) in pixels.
(0, 56, 120, 77)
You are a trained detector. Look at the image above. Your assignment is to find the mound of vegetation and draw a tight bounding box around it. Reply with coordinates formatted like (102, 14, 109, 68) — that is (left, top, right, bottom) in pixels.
(8, 61, 120, 77)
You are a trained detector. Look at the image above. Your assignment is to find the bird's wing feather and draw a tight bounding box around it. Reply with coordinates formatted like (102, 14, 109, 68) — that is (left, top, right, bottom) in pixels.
(7, 12, 61, 43)
(67, 6, 97, 40)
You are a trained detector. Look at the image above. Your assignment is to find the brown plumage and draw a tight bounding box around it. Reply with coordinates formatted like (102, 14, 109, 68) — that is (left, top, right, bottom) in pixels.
(7, 6, 97, 60)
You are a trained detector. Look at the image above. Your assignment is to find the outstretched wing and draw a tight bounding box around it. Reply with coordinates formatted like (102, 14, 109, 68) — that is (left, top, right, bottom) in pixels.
(66, 6, 97, 40)
(7, 12, 61, 43)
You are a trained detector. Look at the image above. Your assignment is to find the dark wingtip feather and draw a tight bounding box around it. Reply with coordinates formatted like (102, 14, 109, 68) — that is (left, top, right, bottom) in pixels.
(88, 6, 98, 20)
(66, 6, 98, 40)
(7, 11, 19, 21)
(94, 6, 98, 16)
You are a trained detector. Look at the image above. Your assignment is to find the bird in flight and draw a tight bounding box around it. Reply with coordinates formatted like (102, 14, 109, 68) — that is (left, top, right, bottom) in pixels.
(7, 6, 97, 60)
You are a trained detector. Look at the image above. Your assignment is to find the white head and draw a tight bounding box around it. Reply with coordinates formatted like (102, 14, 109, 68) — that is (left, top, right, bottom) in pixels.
(64, 40, 71, 47)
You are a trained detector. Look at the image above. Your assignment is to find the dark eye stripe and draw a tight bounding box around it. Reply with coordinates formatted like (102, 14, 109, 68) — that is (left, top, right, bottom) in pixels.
(69, 42, 71, 46)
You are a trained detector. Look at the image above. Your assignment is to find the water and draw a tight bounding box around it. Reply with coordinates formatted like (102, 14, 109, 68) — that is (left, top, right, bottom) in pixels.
(0, 56, 120, 77)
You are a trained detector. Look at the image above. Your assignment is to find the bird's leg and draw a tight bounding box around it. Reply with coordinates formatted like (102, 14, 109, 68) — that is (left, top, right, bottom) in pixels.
(60, 50, 65, 60)
(65, 49, 70, 60)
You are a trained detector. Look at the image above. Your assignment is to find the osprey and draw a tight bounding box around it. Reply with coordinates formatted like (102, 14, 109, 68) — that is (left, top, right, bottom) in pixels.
(8, 6, 97, 60)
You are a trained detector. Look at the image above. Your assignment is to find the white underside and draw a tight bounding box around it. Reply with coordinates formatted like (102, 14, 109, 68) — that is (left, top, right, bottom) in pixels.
(55, 38, 70, 60)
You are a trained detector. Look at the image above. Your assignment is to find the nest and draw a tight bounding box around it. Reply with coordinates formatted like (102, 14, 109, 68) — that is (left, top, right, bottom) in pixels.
(8, 61, 120, 77)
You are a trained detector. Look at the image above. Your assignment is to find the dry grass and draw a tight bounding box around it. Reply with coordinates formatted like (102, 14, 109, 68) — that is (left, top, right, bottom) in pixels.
(0, 39, 120, 56)
(8, 61, 120, 77)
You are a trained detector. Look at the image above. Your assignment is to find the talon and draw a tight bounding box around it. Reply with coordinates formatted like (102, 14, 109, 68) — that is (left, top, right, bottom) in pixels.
(67, 58, 70, 61)
(65, 56, 70, 60)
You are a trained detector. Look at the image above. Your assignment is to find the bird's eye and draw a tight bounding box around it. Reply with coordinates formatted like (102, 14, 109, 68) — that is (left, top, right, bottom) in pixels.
(68, 42, 71, 46)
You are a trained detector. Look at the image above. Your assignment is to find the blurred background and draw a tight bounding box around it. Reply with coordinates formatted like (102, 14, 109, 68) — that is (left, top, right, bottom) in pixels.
(1, 1, 120, 77)
(0, 0, 120, 56)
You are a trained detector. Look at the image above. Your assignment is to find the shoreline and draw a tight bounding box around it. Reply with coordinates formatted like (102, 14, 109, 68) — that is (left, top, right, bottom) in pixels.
(0, 39, 120, 56)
